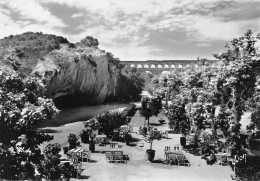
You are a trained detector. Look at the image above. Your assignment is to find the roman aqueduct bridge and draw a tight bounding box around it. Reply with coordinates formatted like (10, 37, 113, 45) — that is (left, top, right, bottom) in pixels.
(120, 60, 216, 74)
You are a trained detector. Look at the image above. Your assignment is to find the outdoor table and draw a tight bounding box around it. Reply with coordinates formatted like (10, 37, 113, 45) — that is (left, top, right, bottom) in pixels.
(165, 150, 183, 156)
(215, 152, 231, 165)
(165, 150, 183, 159)
(165, 151, 184, 165)
(96, 135, 107, 144)
(68, 148, 90, 163)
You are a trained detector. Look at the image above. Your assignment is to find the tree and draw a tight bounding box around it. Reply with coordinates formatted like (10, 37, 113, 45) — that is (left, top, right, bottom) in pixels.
(38, 143, 77, 180)
(0, 50, 59, 180)
(119, 66, 145, 101)
(163, 30, 260, 178)
(215, 106, 232, 137)
(95, 111, 125, 137)
(140, 96, 162, 126)
(106, 52, 121, 70)
(83, 118, 100, 141)
(0, 32, 70, 73)
(79, 36, 99, 47)
(167, 102, 189, 135)
(214, 30, 260, 125)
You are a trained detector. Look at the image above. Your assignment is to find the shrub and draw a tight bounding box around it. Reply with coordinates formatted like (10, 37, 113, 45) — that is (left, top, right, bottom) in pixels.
(79, 129, 90, 143)
(124, 133, 132, 145)
(83, 118, 100, 141)
(95, 111, 125, 137)
(230, 156, 260, 181)
(167, 102, 189, 134)
(0, 52, 58, 180)
(38, 143, 77, 180)
(68, 134, 78, 149)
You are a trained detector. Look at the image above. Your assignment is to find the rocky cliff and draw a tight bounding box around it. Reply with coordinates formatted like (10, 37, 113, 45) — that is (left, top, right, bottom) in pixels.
(34, 46, 120, 109)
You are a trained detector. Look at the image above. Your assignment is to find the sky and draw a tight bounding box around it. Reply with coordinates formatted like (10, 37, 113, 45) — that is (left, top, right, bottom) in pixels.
(1, 0, 260, 61)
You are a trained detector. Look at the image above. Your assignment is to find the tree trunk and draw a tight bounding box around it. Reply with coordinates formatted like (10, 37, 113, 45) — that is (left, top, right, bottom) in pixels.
(232, 88, 243, 123)
(194, 128, 200, 147)
(212, 118, 217, 139)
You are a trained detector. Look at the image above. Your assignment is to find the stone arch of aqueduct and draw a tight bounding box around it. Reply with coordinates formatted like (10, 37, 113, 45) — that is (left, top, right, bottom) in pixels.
(120, 60, 216, 74)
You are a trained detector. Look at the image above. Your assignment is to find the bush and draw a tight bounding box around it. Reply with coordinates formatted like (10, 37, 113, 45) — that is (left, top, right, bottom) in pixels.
(230, 156, 260, 181)
(79, 129, 90, 144)
(124, 133, 132, 145)
(68, 134, 78, 149)
(38, 143, 77, 180)
(0, 53, 58, 180)
(60, 162, 77, 180)
(96, 111, 126, 137)
(200, 144, 217, 165)
(167, 102, 189, 134)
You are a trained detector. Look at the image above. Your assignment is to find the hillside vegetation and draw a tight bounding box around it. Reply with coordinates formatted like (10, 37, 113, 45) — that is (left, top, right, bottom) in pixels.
(0, 32, 74, 73)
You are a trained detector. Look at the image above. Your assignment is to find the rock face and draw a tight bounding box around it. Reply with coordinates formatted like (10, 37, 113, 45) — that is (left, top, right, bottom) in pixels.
(34, 46, 120, 109)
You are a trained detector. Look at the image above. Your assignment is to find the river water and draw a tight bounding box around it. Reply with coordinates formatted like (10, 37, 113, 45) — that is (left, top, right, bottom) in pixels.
(39, 103, 134, 127)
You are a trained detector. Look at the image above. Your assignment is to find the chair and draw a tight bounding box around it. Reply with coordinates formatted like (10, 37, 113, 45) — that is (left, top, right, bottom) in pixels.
(216, 154, 228, 165)
(82, 150, 91, 162)
(176, 155, 188, 166)
(164, 146, 171, 158)
(114, 152, 123, 163)
(71, 154, 79, 164)
(221, 156, 228, 165)
(74, 163, 83, 179)
(165, 146, 171, 151)
(174, 146, 180, 151)
(123, 154, 129, 162)
(110, 143, 116, 148)
(167, 153, 176, 165)
(105, 152, 113, 163)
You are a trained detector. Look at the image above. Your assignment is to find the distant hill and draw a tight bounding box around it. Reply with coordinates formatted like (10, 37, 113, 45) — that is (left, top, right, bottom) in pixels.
(0, 32, 74, 72)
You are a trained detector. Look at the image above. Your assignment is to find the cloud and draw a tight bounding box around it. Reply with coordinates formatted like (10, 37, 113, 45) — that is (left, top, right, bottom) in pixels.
(191, 16, 260, 41)
(196, 43, 211, 47)
(2, 0, 65, 27)
(71, 13, 84, 18)
(1, 0, 260, 60)
(0, 6, 65, 40)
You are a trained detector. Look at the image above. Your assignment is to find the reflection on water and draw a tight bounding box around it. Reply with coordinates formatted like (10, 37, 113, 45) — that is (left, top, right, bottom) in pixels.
(40, 103, 133, 127)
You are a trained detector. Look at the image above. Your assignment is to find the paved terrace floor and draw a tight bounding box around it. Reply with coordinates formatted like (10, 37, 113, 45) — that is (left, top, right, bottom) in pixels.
(64, 110, 234, 181)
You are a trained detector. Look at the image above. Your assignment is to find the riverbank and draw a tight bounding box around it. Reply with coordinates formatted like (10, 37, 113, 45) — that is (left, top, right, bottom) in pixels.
(39, 103, 135, 149)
